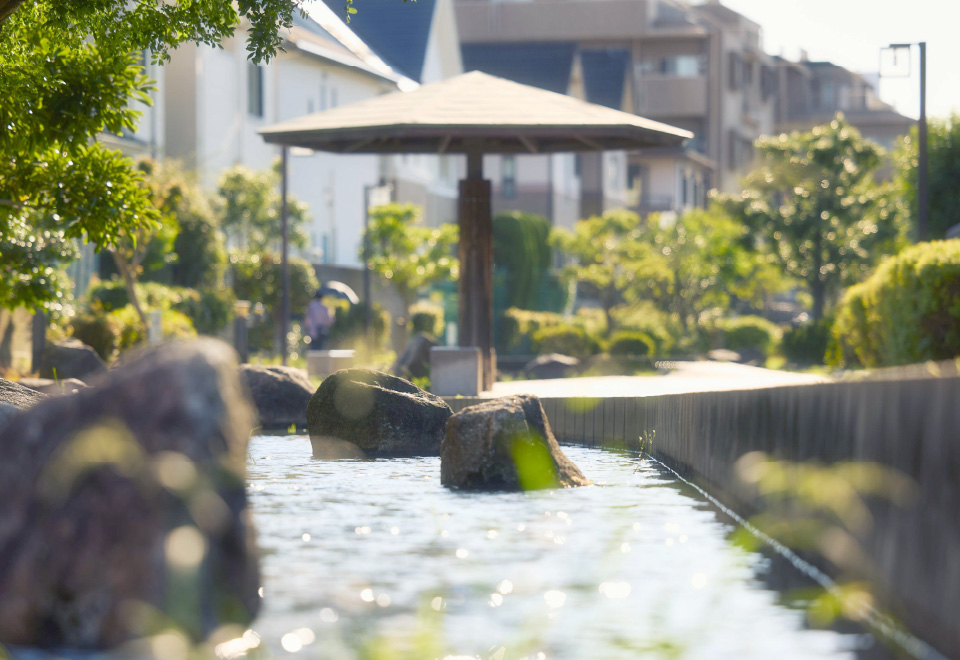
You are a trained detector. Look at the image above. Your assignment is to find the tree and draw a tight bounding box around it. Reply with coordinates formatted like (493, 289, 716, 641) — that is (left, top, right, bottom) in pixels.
(717, 116, 905, 320)
(894, 115, 960, 240)
(0, 0, 305, 311)
(623, 207, 782, 331)
(217, 163, 309, 253)
(105, 160, 181, 331)
(493, 211, 553, 311)
(363, 203, 459, 318)
(550, 210, 645, 333)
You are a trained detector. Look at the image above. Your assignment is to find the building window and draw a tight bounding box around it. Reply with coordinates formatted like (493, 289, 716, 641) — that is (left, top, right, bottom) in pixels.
(320, 74, 328, 111)
(502, 156, 516, 198)
(574, 154, 582, 178)
(247, 64, 264, 118)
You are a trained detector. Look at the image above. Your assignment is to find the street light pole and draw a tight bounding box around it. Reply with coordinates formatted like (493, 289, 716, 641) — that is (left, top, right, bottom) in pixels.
(918, 41, 928, 242)
(882, 42, 928, 242)
(280, 146, 290, 366)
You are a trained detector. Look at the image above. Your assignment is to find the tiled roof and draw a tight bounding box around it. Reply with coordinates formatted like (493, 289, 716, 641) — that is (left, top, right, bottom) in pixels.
(320, 0, 436, 82)
(461, 42, 577, 94)
(581, 49, 630, 110)
(261, 71, 691, 154)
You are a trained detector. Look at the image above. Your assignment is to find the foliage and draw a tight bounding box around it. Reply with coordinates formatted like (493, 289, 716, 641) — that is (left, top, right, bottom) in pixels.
(498, 307, 608, 355)
(70, 311, 122, 361)
(783, 319, 832, 365)
(714, 316, 781, 357)
(230, 251, 319, 353)
(551, 209, 641, 333)
(893, 115, 960, 240)
(217, 163, 309, 254)
(409, 301, 445, 338)
(0, 0, 304, 311)
(610, 303, 681, 355)
(493, 211, 553, 310)
(531, 324, 600, 359)
(364, 203, 459, 316)
(608, 331, 656, 357)
(86, 278, 234, 335)
(624, 207, 781, 331)
(718, 116, 906, 320)
(328, 302, 391, 350)
(827, 240, 960, 368)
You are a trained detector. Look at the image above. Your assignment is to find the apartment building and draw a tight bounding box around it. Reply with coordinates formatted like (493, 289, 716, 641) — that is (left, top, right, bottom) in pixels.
(455, 0, 778, 223)
(773, 56, 914, 152)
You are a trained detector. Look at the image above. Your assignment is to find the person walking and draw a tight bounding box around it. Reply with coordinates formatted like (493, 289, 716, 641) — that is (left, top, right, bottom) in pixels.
(304, 291, 333, 349)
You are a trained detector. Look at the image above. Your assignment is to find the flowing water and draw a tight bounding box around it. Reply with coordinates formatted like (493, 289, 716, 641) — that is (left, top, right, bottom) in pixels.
(246, 434, 865, 659)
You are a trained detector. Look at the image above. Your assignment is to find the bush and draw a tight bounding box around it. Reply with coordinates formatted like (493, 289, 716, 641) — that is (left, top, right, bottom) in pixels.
(611, 303, 679, 355)
(715, 315, 781, 357)
(498, 307, 607, 355)
(172, 286, 236, 335)
(608, 331, 656, 357)
(71, 312, 121, 361)
(828, 240, 960, 368)
(782, 320, 831, 365)
(328, 303, 391, 350)
(409, 301, 445, 338)
(532, 324, 600, 359)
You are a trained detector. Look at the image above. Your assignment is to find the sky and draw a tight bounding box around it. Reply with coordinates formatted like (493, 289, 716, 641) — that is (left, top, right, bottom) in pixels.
(715, 0, 960, 120)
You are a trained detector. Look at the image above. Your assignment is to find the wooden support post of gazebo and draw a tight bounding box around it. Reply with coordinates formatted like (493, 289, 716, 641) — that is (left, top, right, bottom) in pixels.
(458, 152, 494, 389)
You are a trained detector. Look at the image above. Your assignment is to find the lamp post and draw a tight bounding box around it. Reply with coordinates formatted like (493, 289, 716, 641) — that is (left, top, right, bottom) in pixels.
(881, 42, 928, 241)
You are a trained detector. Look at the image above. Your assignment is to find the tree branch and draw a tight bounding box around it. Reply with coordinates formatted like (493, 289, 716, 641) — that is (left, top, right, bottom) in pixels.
(0, 0, 26, 24)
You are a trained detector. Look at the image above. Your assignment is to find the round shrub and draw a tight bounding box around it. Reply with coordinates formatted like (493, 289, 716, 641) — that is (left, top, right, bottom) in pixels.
(716, 316, 781, 357)
(782, 320, 831, 365)
(409, 301, 445, 338)
(328, 303, 391, 350)
(828, 240, 960, 368)
(532, 324, 599, 359)
(608, 331, 656, 357)
(70, 312, 121, 361)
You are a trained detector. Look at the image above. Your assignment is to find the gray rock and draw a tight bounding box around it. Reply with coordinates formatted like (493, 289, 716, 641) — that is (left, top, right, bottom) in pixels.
(239, 364, 313, 430)
(40, 339, 107, 380)
(17, 377, 88, 396)
(0, 378, 46, 431)
(392, 333, 438, 380)
(0, 339, 259, 649)
(441, 394, 590, 491)
(524, 353, 580, 380)
(307, 368, 451, 456)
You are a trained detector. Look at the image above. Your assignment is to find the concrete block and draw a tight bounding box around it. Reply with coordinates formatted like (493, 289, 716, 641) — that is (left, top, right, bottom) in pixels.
(306, 349, 355, 379)
(431, 347, 482, 396)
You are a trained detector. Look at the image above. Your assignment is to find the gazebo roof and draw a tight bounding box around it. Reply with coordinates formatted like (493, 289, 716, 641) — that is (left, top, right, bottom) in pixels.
(259, 71, 692, 154)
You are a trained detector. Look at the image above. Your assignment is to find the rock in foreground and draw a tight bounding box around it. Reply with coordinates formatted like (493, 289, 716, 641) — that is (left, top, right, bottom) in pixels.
(0, 378, 46, 431)
(441, 394, 589, 491)
(307, 369, 451, 456)
(40, 339, 107, 380)
(239, 364, 313, 430)
(0, 340, 259, 649)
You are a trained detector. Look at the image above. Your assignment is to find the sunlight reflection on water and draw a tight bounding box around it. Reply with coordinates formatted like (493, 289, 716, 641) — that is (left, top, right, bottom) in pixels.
(246, 435, 859, 659)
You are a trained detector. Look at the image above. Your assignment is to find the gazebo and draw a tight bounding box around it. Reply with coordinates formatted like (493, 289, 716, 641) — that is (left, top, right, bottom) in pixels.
(260, 71, 691, 388)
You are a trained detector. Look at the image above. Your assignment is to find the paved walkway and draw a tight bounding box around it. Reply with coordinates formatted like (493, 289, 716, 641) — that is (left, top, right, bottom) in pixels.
(484, 361, 827, 399)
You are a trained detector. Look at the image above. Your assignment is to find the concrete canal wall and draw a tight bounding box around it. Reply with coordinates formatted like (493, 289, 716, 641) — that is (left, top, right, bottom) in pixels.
(445, 364, 960, 658)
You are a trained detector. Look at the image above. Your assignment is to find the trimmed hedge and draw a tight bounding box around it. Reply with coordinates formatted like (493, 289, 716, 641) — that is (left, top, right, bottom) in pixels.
(608, 331, 656, 357)
(715, 315, 781, 357)
(532, 324, 599, 359)
(828, 240, 960, 368)
(409, 301, 445, 338)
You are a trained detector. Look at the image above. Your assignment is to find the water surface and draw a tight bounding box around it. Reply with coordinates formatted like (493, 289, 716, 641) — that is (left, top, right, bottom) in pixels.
(247, 435, 859, 659)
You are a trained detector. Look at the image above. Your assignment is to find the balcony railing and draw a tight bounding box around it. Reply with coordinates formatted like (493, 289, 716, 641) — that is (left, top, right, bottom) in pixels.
(635, 75, 708, 118)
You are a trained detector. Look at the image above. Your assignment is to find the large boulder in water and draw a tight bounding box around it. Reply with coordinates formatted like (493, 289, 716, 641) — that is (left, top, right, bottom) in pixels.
(239, 364, 313, 430)
(0, 339, 260, 649)
(0, 378, 46, 432)
(40, 339, 107, 381)
(441, 394, 589, 491)
(307, 368, 452, 456)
